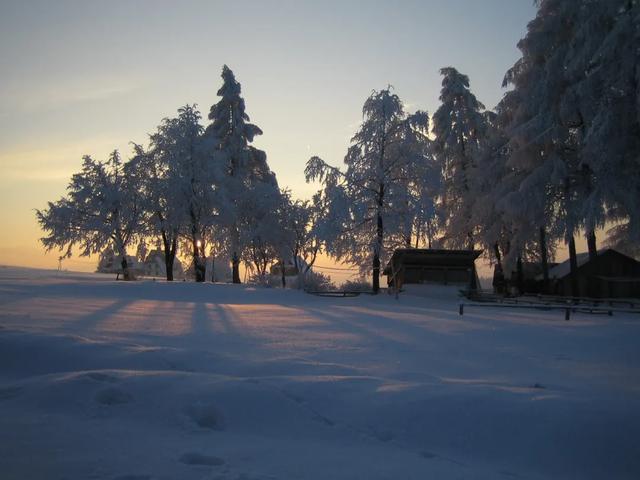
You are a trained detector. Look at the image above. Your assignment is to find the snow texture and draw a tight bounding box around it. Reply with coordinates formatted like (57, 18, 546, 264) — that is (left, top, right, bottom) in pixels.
(1, 266, 639, 479)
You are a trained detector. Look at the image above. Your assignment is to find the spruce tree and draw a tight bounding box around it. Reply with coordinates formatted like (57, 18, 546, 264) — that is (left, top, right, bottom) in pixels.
(204, 65, 278, 283)
(432, 67, 489, 250)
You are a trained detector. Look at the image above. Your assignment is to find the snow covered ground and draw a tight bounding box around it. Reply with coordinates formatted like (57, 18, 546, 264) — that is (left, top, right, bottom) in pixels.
(1, 266, 639, 480)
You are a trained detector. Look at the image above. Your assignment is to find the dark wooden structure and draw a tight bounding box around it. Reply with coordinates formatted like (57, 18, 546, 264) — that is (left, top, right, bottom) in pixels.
(496, 261, 559, 294)
(543, 249, 640, 298)
(383, 249, 482, 291)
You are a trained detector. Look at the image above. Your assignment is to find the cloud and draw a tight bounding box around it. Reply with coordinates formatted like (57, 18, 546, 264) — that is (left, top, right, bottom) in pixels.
(1, 75, 145, 113)
(0, 136, 129, 181)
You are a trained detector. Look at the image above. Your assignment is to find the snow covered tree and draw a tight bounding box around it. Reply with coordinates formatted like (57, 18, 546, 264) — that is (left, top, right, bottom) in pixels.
(498, 0, 639, 295)
(154, 105, 216, 282)
(270, 190, 324, 288)
(471, 109, 514, 289)
(238, 182, 285, 280)
(129, 106, 211, 281)
(306, 88, 430, 293)
(129, 143, 180, 281)
(476, 103, 558, 293)
(563, 0, 640, 256)
(497, 0, 578, 293)
(36, 150, 143, 280)
(204, 65, 278, 283)
(432, 67, 489, 250)
(288, 194, 323, 287)
(400, 114, 440, 249)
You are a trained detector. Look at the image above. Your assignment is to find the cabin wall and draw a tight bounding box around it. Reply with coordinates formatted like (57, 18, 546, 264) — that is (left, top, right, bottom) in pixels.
(553, 251, 640, 298)
(402, 267, 470, 285)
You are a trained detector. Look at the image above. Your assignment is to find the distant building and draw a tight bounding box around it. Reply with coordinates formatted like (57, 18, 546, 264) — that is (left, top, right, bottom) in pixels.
(497, 261, 559, 294)
(384, 249, 482, 291)
(269, 257, 306, 277)
(539, 248, 640, 298)
(96, 248, 143, 278)
(142, 249, 184, 278)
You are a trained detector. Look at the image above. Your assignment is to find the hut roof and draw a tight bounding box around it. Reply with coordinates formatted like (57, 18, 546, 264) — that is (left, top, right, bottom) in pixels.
(539, 248, 639, 280)
(383, 249, 482, 275)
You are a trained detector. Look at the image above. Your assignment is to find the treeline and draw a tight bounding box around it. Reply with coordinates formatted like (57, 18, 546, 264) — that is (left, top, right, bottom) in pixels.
(306, 0, 640, 293)
(38, 1, 639, 294)
(37, 66, 322, 286)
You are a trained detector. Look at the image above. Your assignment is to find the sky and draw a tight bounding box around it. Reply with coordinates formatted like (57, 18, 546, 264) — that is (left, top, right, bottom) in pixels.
(0, 0, 545, 278)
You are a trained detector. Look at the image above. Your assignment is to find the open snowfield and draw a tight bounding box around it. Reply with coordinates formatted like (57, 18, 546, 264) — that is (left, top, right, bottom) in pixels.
(1, 266, 639, 480)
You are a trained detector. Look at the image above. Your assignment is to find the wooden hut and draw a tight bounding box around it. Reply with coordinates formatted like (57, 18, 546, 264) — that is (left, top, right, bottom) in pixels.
(383, 249, 482, 291)
(542, 248, 640, 298)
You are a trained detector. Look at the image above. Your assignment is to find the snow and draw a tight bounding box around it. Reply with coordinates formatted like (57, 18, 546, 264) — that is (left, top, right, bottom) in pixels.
(1, 266, 639, 479)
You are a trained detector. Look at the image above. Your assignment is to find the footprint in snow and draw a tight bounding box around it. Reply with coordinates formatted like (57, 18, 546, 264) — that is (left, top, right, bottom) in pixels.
(95, 387, 133, 405)
(371, 429, 394, 442)
(183, 403, 225, 430)
(0, 386, 22, 401)
(312, 413, 335, 426)
(179, 452, 225, 466)
(499, 470, 521, 478)
(280, 390, 304, 404)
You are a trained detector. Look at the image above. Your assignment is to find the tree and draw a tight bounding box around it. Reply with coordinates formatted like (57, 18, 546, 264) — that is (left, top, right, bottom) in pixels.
(159, 105, 215, 282)
(306, 88, 429, 293)
(289, 194, 323, 287)
(129, 106, 209, 281)
(129, 143, 179, 281)
(498, 0, 589, 295)
(238, 182, 285, 280)
(432, 67, 489, 250)
(497, 0, 640, 295)
(36, 150, 142, 280)
(564, 0, 640, 256)
(271, 190, 324, 288)
(204, 65, 278, 283)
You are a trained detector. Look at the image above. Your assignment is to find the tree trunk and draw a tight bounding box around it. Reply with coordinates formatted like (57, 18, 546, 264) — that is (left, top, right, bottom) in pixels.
(165, 253, 175, 281)
(587, 230, 597, 262)
(372, 210, 383, 294)
(281, 259, 286, 288)
(372, 252, 380, 293)
(492, 243, 505, 294)
(516, 255, 524, 295)
(120, 256, 131, 281)
(232, 252, 241, 284)
(192, 238, 205, 283)
(539, 227, 549, 294)
(210, 257, 215, 282)
(162, 233, 176, 282)
(114, 237, 131, 281)
(568, 236, 579, 297)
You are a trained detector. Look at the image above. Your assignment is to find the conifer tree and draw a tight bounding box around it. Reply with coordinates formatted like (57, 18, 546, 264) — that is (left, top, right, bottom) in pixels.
(204, 65, 278, 283)
(432, 67, 489, 250)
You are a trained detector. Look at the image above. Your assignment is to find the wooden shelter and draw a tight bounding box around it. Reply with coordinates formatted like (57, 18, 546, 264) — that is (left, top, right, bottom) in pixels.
(383, 249, 482, 291)
(541, 248, 640, 298)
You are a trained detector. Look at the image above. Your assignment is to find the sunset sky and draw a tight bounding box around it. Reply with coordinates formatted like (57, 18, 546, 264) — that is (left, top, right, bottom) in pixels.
(0, 0, 545, 276)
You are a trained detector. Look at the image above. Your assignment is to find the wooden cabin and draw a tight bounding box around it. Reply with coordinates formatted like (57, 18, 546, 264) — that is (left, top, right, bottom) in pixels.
(541, 248, 640, 298)
(383, 249, 482, 291)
